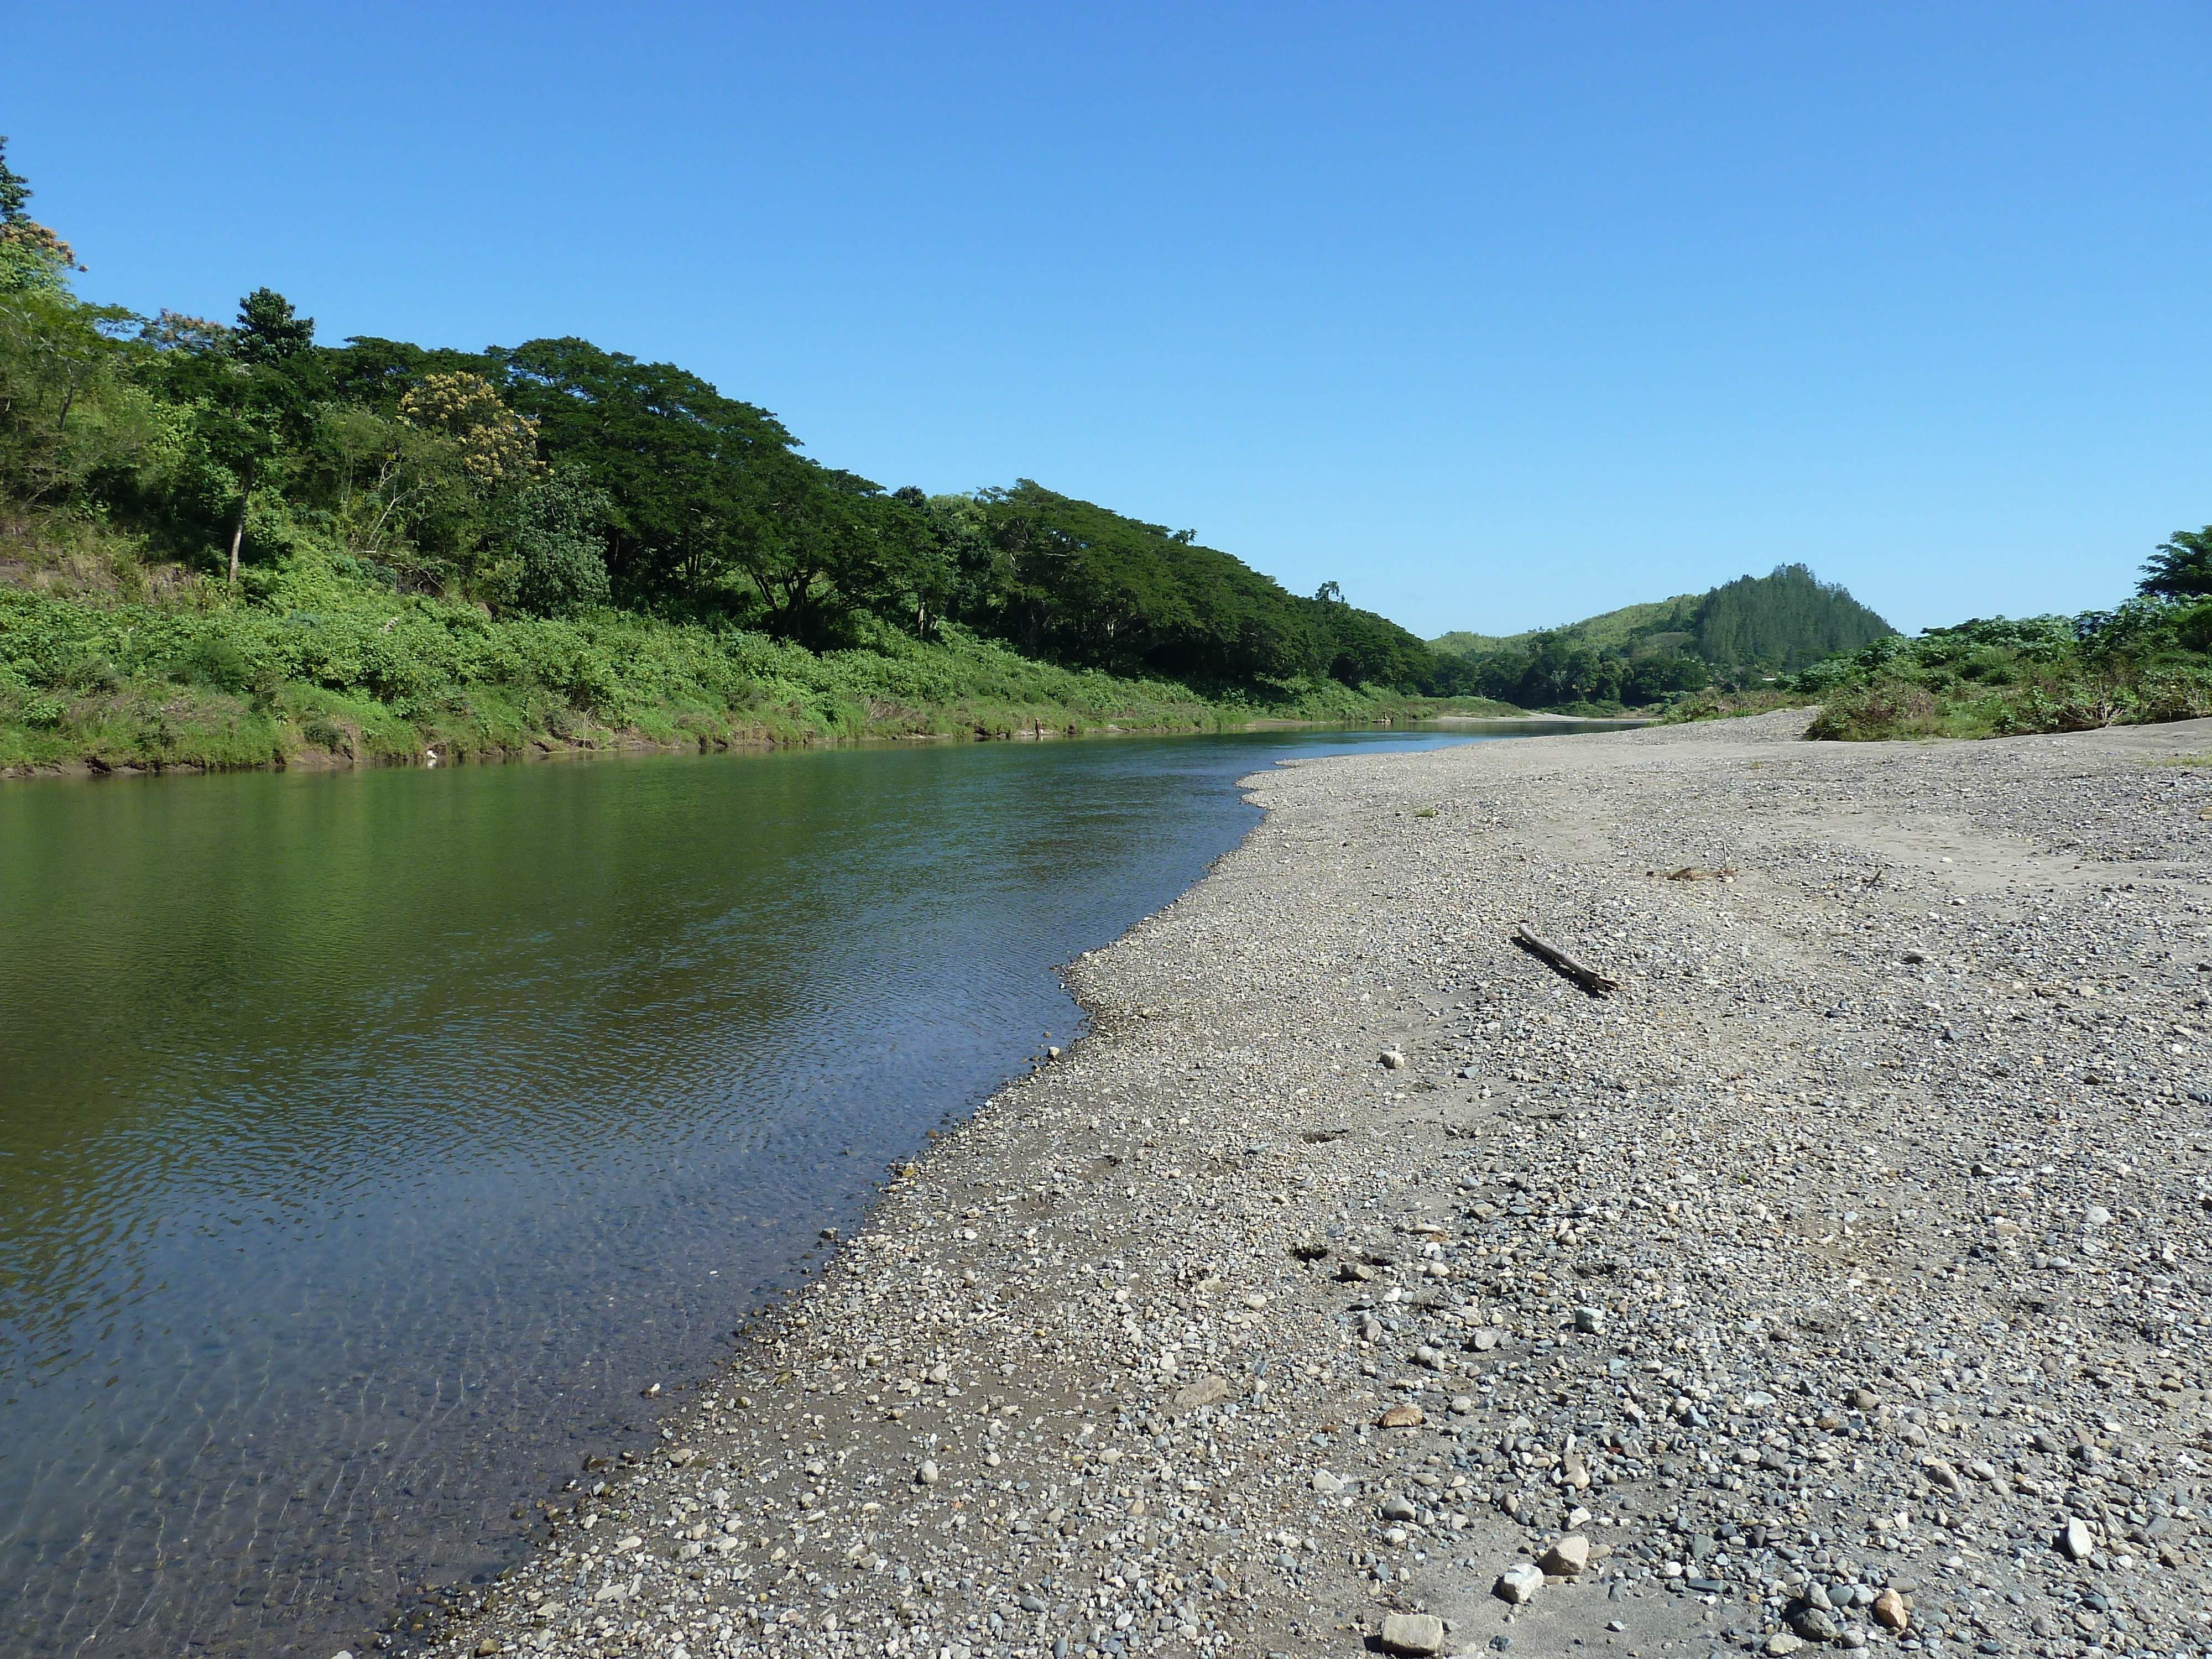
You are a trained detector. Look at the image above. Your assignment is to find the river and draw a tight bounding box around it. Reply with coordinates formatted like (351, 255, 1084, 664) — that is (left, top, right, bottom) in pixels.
(0, 722, 1617, 1657)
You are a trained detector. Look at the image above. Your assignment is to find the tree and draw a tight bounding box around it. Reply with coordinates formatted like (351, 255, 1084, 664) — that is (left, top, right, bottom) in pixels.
(1303, 581, 1437, 691)
(144, 291, 327, 581)
(492, 337, 799, 603)
(0, 289, 145, 507)
(232, 287, 314, 364)
(968, 482, 1332, 682)
(138, 309, 232, 354)
(715, 456, 953, 644)
(2139, 527, 2212, 599)
(191, 291, 318, 580)
(503, 469, 614, 615)
(0, 137, 79, 295)
(397, 371, 545, 487)
(0, 137, 27, 222)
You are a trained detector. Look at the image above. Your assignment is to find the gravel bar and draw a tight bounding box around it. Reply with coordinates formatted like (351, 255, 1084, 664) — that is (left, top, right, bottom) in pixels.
(420, 710, 2212, 1659)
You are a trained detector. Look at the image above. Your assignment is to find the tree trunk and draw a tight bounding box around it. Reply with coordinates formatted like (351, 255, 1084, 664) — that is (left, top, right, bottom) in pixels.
(225, 462, 256, 585)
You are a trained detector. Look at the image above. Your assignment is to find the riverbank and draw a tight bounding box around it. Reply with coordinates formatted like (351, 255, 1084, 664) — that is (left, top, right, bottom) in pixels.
(428, 711, 2212, 1659)
(0, 582, 1522, 778)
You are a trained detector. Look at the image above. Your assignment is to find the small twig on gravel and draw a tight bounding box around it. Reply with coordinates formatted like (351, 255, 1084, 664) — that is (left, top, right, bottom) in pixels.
(1512, 922, 1619, 996)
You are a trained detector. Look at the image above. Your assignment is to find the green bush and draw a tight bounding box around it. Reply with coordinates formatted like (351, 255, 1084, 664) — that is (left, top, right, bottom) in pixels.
(1786, 602, 2212, 740)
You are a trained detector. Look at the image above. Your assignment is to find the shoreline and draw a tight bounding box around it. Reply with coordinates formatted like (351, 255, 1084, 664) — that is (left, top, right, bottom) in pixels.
(0, 709, 1578, 786)
(425, 711, 2212, 1659)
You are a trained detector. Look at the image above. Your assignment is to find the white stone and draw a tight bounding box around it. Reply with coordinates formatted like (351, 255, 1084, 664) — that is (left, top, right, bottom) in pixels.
(1378, 1610, 1447, 1655)
(1497, 1560, 1545, 1604)
(1540, 1534, 1591, 1575)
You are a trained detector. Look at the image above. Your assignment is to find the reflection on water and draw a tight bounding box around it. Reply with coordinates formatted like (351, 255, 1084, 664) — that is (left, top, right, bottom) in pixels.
(0, 722, 1612, 1655)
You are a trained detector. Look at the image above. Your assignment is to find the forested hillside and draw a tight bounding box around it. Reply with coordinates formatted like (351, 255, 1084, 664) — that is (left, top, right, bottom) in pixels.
(0, 144, 1498, 770)
(1431, 563, 1896, 711)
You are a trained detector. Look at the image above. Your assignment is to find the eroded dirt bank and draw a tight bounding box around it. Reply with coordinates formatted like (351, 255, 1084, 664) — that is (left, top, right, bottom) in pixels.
(426, 711, 2212, 1659)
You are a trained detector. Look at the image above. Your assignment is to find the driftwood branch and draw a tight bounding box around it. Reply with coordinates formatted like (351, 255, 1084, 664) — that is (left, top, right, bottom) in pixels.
(1512, 923, 1619, 997)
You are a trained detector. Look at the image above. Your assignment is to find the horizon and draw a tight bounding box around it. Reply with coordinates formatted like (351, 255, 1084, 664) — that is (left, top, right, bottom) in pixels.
(5, 2, 2208, 638)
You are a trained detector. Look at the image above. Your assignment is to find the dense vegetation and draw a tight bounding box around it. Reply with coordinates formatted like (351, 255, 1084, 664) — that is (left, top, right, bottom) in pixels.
(1655, 528, 2212, 739)
(1431, 563, 1897, 712)
(0, 143, 1504, 771)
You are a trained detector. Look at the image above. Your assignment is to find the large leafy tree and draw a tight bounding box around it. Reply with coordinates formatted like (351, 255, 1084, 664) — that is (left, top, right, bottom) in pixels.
(969, 482, 1330, 682)
(491, 337, 797, 604)
(732, 457, 941, 643)
(0, 136, 78, 295)
(144, 289, 330, 581)
(2140, 528, 2212, 599)
(1303, 583, 1438, 691)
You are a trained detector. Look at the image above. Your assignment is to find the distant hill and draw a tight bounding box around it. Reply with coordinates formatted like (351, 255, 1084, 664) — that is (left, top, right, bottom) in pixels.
(1434, 565, 1892, 673)
(1433, 594, 1702, 660)
(1430, 564, 1895, 710)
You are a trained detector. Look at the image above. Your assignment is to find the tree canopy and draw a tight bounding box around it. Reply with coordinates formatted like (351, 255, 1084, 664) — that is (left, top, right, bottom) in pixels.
(0, 145, 1475, 697)
(2140, 528, 2212, 600)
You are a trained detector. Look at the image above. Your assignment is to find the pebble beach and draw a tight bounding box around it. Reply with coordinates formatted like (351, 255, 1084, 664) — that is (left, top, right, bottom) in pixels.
(423, 711, 2212, 1659)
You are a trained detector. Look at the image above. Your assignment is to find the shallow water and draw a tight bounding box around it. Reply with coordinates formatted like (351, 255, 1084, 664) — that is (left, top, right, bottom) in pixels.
(0, 722, 1611, 1656)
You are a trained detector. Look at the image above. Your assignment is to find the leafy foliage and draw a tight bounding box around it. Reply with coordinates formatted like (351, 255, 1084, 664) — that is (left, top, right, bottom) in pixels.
(504, 469, 614, 617)
(0, 137, 78, 297)
(231, 288, 315, 364)
(1705, 599, 2212, 739)
(398, 371, 545, 488)
(2140, 527, 2212, 600)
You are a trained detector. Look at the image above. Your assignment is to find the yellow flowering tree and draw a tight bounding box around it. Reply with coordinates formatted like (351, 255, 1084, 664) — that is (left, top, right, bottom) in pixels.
(396, 371, 545, 488)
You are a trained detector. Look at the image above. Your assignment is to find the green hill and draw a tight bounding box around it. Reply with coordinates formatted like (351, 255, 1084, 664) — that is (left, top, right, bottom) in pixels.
(1433, 594, 1702, 660)
(1431, 565, 1895, 711)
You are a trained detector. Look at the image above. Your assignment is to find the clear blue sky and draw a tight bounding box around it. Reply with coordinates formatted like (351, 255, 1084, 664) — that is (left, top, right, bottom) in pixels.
(7, 2, 2208, 636)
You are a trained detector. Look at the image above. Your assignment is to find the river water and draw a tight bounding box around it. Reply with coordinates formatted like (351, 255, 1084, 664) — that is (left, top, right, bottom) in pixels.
(0, 722, 1610, 1657)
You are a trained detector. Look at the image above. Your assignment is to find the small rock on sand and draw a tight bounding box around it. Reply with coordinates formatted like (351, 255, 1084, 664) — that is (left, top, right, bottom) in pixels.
(1379, 1403, 1425, 1428)
(1539, 1535, 1590, 1576)
(1378, 1610, 1446, 1655)
(1496, 1560, 1544, 1604)
(1872, 1588, 1909, 1631)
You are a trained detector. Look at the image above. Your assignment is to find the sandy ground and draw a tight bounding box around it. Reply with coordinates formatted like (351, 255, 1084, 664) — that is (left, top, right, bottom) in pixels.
(419, 711, 2212, 1659)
